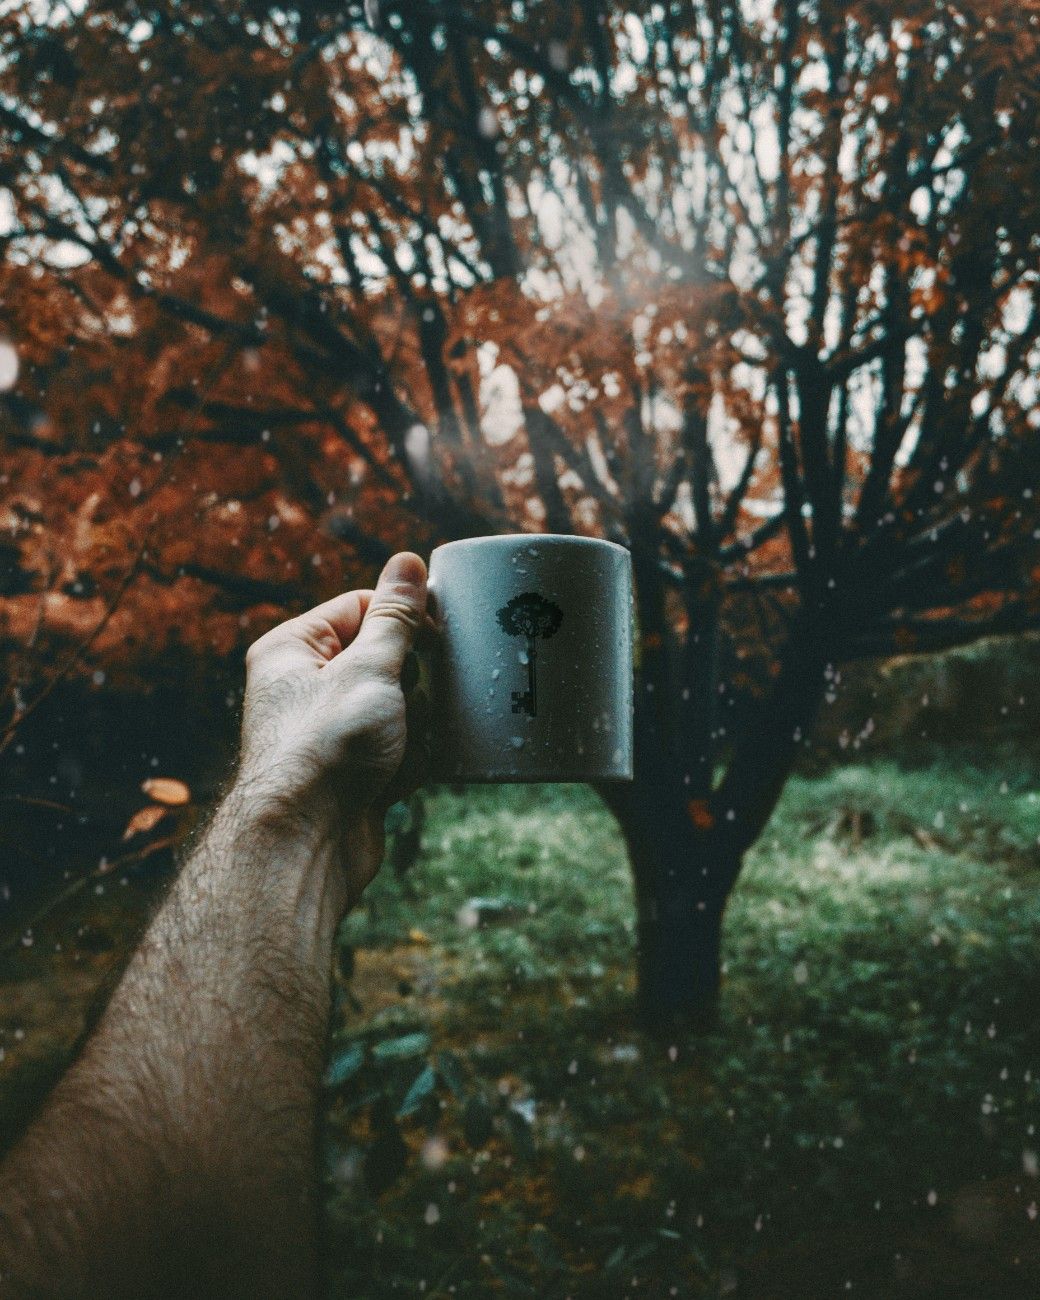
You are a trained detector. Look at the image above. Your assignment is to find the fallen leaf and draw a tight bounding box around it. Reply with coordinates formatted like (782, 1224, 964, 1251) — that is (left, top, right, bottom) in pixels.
(122, 804, 167, 840)
(140, 777, 191, 806)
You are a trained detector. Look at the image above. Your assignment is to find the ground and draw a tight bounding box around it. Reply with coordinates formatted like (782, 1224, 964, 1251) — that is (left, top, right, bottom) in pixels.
(2, 762, 1040, 1297)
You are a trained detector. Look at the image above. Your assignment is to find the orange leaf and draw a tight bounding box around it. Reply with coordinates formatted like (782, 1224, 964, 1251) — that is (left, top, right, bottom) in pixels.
(122, 804, 168, 840)
(140, 777, 191, 806)
(686, 799, 715, 831)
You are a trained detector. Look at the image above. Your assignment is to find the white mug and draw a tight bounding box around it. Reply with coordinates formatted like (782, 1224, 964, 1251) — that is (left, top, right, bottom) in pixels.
(425, 534, 633, 782)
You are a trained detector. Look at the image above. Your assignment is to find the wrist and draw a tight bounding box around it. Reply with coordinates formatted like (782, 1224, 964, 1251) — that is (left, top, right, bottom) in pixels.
(229, 761, 344, 843)
(205, 777, 350, 952)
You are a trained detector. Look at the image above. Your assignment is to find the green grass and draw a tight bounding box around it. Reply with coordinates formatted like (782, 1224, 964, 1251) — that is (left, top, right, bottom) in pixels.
(324, 764, 1040, 1298)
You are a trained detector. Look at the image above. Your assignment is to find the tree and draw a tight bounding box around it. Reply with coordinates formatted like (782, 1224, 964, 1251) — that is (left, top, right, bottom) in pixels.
(496, 592, 563, 716)
(2, 0, 1039, 1020)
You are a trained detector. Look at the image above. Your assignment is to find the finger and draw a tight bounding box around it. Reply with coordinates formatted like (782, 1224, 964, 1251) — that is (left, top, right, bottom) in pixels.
(344, 552, 427, 681)
(247, 589, 375, 674)
(290, 588, 376, 658)
(379, 690, 431, 810)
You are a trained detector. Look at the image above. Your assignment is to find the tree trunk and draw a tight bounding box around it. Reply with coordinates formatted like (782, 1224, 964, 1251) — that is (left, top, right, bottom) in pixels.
(610, 541, 831, 1027)
(612, 791, 739, 1027)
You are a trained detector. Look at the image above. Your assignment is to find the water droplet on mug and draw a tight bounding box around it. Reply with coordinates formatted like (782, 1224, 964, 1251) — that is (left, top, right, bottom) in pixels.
(491, 668, 501, 679)
(518, 649, 529, 665)
(510, 736, 525, 749)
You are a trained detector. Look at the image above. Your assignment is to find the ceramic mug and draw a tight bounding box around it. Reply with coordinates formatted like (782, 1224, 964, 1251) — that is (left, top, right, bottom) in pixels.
(424, 534, 633, 782)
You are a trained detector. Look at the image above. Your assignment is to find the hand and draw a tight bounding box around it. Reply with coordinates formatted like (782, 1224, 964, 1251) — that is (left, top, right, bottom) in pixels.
(237, 551, 431, 905)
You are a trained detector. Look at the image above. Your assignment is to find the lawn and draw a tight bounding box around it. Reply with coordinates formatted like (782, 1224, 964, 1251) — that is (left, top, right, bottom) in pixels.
(2, 761, 1039, 1297)
(323, 764, 1040, 1298)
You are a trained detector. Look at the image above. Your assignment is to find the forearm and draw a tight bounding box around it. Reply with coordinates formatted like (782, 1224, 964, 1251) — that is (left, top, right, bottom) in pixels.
(0, 553, 429, 1298)
(0, 783, 345, 1300)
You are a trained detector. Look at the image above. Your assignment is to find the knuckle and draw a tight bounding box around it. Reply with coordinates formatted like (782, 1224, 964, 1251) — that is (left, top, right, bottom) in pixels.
(370, 595, 421, 631)
(245, 625, 289, 668)
(244, 638, 267, 671)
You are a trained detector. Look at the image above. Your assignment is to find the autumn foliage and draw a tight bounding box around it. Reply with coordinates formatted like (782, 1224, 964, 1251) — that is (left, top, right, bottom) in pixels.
(2, 0, 1040, 1012)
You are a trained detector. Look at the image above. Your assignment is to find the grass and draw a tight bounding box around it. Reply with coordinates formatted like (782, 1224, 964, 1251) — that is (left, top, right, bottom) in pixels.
(325, 763, 1040, 1298)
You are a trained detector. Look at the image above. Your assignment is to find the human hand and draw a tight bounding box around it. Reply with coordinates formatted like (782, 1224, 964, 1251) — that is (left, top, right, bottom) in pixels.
(237, 551, 431, 904)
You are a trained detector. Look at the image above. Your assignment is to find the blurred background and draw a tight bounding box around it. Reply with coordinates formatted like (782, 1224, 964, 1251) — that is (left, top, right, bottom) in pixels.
(2, 1, 1040, 1295)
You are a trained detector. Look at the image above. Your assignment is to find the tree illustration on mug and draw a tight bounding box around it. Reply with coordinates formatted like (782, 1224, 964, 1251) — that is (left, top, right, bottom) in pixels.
(496, 592, 564, 717)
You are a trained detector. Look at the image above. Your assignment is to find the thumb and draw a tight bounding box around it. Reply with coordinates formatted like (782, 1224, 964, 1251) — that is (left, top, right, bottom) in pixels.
(347, 551, 427, 680)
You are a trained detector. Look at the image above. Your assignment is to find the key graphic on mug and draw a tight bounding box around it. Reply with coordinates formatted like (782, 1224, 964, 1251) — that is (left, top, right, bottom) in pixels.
(495, 591, 563, 718)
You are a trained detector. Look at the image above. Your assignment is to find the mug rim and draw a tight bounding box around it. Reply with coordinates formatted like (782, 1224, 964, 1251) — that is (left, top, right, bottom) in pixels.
(429, 532, 629, 560)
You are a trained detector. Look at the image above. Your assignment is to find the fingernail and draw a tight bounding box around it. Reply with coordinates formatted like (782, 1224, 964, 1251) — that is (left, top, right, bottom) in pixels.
(383, 552, 427, 586)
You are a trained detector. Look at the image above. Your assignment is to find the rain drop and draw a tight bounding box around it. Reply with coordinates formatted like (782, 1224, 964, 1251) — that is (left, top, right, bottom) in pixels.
(420, 1137, 449, 1171)
(0, 340, 19, 392)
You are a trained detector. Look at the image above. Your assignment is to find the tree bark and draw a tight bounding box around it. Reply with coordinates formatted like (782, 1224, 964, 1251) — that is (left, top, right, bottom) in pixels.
(608, 784, 739, 1028)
